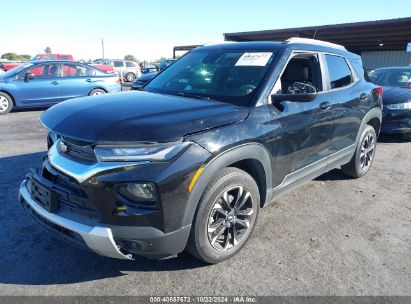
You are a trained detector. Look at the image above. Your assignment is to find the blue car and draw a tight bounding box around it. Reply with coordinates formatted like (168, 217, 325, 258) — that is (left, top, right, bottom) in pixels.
(0, 60, 121, 115)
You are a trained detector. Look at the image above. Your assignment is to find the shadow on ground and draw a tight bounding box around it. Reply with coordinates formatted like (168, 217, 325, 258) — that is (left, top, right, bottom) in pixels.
(0, 152, 206, 286)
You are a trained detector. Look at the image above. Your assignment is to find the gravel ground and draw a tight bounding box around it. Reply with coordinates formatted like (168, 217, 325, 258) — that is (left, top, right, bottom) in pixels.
(0, 110, 410, 296)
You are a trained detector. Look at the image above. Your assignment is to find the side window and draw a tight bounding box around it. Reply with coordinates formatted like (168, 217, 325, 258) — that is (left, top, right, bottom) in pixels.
(113, 61, 123, 67)
(274, 53, 323, 94)
(325, 55, 353, 89)
(125, 61, 136, 67)
(62, 64, 96, 77)
(25, 64, 59, 79)
(60, 55, 70, 60)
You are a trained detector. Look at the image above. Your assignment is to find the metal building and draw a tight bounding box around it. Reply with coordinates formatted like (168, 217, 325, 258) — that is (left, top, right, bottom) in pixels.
(224, 17, 411, 70)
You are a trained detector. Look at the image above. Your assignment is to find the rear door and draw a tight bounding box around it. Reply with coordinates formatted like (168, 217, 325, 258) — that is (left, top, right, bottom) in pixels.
(322, 54, 364, 153)
(60, 63, 96, 100)
(14, 63, 62, 105)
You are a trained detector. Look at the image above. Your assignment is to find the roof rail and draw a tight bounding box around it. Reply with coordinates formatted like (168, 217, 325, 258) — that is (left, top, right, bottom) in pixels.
(285, 37, 347, 51)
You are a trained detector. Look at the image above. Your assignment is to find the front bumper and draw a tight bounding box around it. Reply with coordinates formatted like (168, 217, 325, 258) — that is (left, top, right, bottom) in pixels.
(381, 108, 411, 133)
(19, 179, 191, 259)
(19, 179, 132, 259)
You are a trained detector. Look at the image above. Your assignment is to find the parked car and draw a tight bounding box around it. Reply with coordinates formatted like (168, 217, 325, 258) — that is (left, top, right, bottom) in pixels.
(0, 54, 114, 74)
(141, 59, 176, 74)
(1, 54, 74, 72)
(0, 60, 121, 114)
(368, 67, 411, 135)
(130, 71, 157, 90)
(131, 59, 177, 90)
(18, 39, 382, 263)
(97, 59, 140, 82)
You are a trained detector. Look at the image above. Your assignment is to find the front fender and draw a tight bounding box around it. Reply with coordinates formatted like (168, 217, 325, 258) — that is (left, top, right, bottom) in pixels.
(181, 143, 272, 227)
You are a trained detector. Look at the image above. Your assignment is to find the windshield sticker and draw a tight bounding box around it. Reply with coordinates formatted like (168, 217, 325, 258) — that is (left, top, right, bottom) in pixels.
(235, 52, 272, 66)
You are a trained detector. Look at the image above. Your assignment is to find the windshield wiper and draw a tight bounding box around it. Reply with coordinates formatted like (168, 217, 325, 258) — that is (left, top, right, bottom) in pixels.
(176, 91, 211, 100)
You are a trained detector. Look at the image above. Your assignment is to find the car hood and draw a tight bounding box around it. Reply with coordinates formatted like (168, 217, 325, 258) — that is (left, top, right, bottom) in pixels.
(382, 86, 411, 105)
(135, 72, 157, 82)
(40, 91, 249, 143)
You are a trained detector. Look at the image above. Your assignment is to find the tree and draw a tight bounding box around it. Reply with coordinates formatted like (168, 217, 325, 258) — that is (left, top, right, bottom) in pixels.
(44, 47, 52, 53)
(124, 54, 137, 62)
(1, 53, 31, 61)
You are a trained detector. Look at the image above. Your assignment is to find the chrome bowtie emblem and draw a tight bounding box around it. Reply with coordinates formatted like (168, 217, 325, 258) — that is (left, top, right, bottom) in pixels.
(59, 141, 68, 153)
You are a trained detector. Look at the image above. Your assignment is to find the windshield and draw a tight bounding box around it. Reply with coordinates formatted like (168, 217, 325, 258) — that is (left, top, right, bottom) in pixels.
(145, 49, 276, 106)
(0, 63, 33, 78)
(368, 68, 411, 88)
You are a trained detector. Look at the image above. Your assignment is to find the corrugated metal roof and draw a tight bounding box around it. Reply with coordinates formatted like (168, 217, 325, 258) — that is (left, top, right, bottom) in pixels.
(224, 17, 411, 52)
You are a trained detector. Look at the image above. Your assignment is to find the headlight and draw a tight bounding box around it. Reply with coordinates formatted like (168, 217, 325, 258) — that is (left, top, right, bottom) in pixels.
(386, 102, 411, 110)
(94, 142, 189, 162)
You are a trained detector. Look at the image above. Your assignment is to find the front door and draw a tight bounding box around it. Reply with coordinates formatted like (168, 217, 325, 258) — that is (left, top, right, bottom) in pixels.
(269, 52, 333, 175)
(14, 63, 62, 106)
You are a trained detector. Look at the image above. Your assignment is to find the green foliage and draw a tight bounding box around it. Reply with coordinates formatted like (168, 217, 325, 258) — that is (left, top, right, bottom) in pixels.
(44, 46, 52, 53)
(1, 53, 32, 61)
(124, 54, 138, 62)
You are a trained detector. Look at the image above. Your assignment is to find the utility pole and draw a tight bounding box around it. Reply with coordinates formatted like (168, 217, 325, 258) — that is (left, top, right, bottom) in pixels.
(101, 38, 105, 59)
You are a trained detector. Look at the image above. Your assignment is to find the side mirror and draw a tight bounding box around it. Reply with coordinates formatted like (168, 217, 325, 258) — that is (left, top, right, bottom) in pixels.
(272, 82, 317, 104)
(25, 73, 35, 82)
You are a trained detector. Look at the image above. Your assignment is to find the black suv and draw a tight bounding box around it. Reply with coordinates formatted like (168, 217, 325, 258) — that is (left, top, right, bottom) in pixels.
(19, 38, 382, 263)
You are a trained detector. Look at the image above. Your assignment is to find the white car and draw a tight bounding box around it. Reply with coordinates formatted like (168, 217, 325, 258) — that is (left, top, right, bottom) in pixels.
(97, 59, 141, 82)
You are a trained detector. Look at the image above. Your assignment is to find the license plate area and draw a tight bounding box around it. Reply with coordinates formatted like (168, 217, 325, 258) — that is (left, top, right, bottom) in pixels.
(29, 178, 59, 213)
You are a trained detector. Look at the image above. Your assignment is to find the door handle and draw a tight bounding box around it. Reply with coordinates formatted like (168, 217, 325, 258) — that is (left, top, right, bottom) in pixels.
(51, 81, 59, 85)
(360, 93, 368, 101)
(319, 101, 332, 110)
(86, 79, 93, 83)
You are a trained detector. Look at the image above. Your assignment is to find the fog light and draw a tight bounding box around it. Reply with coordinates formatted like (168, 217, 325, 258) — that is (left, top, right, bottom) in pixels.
(118, 183, 158, 203)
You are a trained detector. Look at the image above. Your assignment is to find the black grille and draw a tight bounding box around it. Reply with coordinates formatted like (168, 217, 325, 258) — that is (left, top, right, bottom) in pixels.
(61, 137, 96, 162)
(33, 164, 100, 219)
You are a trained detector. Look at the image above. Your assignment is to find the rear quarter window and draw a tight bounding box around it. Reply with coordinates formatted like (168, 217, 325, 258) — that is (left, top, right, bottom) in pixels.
(325, 55, 353, 89)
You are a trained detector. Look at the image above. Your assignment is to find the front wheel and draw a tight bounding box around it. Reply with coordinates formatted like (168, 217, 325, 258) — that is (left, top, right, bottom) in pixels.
(0, 92, 13, 115)
(341, 125, 377, 178)
(187, 167, 260, 264)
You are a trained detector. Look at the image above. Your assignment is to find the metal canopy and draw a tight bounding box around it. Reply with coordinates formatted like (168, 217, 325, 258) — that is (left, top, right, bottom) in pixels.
(224, 17, 411, 53)
(173, 45, 202, 58)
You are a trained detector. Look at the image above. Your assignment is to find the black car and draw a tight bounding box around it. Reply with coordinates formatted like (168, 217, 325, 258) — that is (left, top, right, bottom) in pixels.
(19, 38, 382, 263)
(130, 71, 157, 90)
(368, 67, 411, 135)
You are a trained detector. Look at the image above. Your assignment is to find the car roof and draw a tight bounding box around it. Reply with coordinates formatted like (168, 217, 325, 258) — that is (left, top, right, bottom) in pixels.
(29, 60, 94, 65)
(196, 40, 357, 59)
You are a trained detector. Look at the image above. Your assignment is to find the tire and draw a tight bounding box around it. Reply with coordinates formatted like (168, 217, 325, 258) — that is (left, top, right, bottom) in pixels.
(89, 89, 106, 96)
(187, 167, 260, 264)
(0, 92, 13, 115)
(125, 72, 136, 82)
(341, 125, 377, 178)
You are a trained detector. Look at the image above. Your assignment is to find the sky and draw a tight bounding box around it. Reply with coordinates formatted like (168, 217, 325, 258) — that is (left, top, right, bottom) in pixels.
(0, 0, 409, 61)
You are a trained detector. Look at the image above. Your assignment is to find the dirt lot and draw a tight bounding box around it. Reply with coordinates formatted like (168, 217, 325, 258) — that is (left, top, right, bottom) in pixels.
(0, 110, 410, 296)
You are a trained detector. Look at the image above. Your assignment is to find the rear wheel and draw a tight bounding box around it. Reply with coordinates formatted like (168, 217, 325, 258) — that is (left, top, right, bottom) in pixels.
(341, 125, 376, 178)
(187, 167, 260, 264)
(125, 72, 136, 82)
(0, 92, 13, 115)
(89, 89, 106, 96)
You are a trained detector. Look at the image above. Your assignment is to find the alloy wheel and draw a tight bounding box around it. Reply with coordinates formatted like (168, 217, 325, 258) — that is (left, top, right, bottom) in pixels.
(360, 132, 375, 171)
(207, 186, 254, 251)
